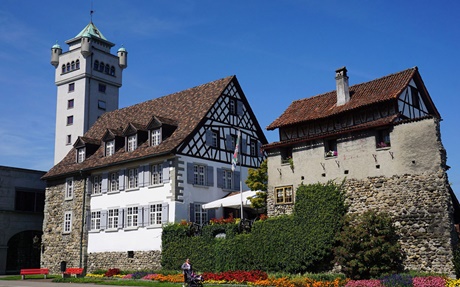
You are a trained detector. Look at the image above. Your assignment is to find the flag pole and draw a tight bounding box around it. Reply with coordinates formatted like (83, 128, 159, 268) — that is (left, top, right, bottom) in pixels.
(239, 132, 243, 220)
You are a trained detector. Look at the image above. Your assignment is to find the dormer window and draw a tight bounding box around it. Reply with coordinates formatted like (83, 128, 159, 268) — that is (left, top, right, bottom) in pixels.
(106, 140, 115, 156)
(151, 128, 162, 146)
(127, 135, 137, 152)
(77, 147, 86, 163)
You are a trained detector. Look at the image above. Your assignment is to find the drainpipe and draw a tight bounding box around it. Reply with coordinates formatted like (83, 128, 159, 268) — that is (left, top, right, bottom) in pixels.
(79, 170, 86, 268)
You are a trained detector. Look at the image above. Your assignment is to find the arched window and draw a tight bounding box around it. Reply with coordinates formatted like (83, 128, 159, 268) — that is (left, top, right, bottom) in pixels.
(94, 60, 99, 70)
(71, 61, 75, 70)
(76, 60, 80, 69)
(62, 64, 66, 74)
(99, 62, 104, 72)
(110, 66, 115, 76)
(66, 63, 70, 72)
(105, 64, 110, 74)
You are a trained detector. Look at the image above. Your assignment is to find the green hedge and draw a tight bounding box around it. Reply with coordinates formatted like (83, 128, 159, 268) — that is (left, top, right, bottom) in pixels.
(162, 181, 346, 273)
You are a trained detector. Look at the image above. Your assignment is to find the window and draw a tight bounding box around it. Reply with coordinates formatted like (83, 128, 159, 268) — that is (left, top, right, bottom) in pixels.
(76, 59, 80, 69)
(194, 204, 207, 225)
(64, 211, 72, 233)
(98, 100, 106, 110)
(68, 83, 75, 92)
(151, 128, 161, 146)
(151, 163, 163, 185)
(149, 203, 162, 225)
(376, 129, 391, 148)
(250, 139, 258, 156)
(61, 64, 66, 74)
(66, 135, 72, 145)
(127, 135, 137, 152)
(325, 139, 338, 158)
(193, 164, 206, 186)
(127, 168, 138, 189)
(92, 175, 102, 195)
(98, 83, 106, 93)
(105, 64, 110, 74)
(99, 62, 105, 72)
(223, 170, 233, 189)
(67, 115, 74, 126)
(15, 189, 45, 213)
(126, 206, 138, 227)
(66, 63, 70, 72)
(71, 61, 75, 70)
(109, 172, 119, 192)
(108, 208, 119, 229)
(229, 98, 236, 115)
(94, 60, 99, 70)
(67, 99, 74, 109)
(110, 66, 115, 76)
(65, 178, 73, 200)
(211, 131, 218, 147)
(90, 211, 101, 230)
(281, 146, 293, 164)
(106, 140, 114, 156)
(77, 147, 85, 163)
(275, 186, 293, 204)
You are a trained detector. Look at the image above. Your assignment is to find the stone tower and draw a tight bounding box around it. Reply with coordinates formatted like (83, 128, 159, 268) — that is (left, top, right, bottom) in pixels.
(50, 22, 128, 164)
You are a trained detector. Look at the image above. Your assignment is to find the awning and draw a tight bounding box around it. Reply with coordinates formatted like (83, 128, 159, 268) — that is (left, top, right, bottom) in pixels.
(202, 190, 264, 209)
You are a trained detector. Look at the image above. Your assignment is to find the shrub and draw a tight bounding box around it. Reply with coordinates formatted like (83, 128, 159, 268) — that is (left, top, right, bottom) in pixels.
(334, 210, 403, 279)
(104, 268, 120, 277)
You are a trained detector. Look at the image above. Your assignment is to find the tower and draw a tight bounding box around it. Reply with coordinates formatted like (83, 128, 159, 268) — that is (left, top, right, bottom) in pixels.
(50, 22, 128, 164)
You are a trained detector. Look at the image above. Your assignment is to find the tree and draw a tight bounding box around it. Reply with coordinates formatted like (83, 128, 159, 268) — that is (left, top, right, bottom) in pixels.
(245, 160, 267, 209)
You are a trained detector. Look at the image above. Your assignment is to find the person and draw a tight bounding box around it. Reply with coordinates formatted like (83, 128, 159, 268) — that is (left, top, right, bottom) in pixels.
(181, 258, 192, 287)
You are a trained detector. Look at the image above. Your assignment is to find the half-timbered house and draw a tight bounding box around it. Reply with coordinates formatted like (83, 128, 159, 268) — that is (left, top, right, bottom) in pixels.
(41, 76, 267, 273)
(264, 67, 460, 275)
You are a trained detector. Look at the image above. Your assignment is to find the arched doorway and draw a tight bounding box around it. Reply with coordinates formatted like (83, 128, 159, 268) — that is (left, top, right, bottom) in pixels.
(6, 230, 42, 274)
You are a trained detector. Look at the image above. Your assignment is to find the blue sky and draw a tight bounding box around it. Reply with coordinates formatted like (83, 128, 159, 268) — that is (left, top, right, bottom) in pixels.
(1, 1, 459, 195)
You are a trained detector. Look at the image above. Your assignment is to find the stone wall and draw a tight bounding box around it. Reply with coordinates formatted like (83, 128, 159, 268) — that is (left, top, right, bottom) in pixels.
(87, 251, 162, 272)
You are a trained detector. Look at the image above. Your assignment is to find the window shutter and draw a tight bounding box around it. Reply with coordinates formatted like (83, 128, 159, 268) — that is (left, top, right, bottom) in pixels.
(226, 135, 232, 151)
(189, 203, 195, 222)
(206, 166, 214, 187)
(119, 169, 125, 191)
(143, 205, 150, 226)
(161, 203, 169, 224)
(143, 164, 150, 186)
(187, 163, 194, 184)
(205, 129, 213, 146)
(85, 210, 91, 231)
(234, 171, 241, 191)
(163, 161, 170, 183)
(118, 208, 124, 229)
(101, 173, 108, 193)
(241, 136, 247, 155)
(237, 100, 244, 115)
(138, 166, 144, 187)
(100, 210, 107, 230)
(216, 168, 223, 188)
(86, 177, 92, 195)
(138, 206, 143, 227)
(257, 141, 262, 157)
(208, 209, 216, 221)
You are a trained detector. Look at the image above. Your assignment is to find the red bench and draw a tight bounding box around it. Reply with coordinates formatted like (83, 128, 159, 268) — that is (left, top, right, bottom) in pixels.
(63, 267, 84, 278)
(20, 268, 49, 279)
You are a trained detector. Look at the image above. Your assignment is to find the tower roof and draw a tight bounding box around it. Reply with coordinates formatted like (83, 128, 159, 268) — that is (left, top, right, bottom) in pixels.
(76, 22, 108, 40)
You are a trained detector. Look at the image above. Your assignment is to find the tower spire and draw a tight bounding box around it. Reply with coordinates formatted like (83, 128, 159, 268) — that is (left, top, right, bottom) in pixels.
(90, 0, 94, 23)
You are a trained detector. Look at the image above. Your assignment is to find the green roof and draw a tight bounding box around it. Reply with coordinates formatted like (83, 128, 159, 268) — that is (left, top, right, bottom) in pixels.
(75, 22, 108, 41)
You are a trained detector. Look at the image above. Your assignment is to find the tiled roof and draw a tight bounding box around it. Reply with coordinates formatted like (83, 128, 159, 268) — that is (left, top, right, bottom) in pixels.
(267, 67, 418, 130)
(44, 76, 235, 179)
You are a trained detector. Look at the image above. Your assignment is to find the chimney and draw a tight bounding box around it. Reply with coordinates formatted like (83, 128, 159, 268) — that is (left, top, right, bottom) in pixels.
(335, 66, 350, 106)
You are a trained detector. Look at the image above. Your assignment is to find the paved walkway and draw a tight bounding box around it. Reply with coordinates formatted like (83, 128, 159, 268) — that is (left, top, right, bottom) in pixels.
(0, 278, 121, 287)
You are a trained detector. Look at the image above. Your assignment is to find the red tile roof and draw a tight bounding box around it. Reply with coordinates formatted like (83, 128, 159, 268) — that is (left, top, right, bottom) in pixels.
(44, 76, 235, 179)
(267, 67, 418, 130)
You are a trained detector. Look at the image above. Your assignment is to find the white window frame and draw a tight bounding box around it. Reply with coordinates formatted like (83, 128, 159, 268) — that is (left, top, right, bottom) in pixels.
(150, 163, 163, 185)
(65, 177, 73, 200)
(127, 135, 137, 152)
(109, 172, 119, 192)
(63, 211, 72, 233)
(127, 168, 138, 189)
(106, 140, 115, 156)
(194, 203, 208, 225)
(92, 175, 102, 195)
(149, 203, 162, 226)
(77, 147, 86, 163)
(223, 169, 233, 190)
(151, 128, 162, 146)
(126, 206, 139, 228)
(107, 208, 119, 230)
(90, 211, 101, 231)
(193, 164, 206, 186)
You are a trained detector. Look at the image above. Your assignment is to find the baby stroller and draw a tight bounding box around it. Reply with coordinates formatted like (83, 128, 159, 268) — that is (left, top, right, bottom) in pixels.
(186, 272, 204, 287)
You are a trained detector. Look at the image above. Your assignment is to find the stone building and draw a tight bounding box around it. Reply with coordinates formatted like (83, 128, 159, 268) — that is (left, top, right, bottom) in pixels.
(0, 166, 45, 274)
(263, 67, 460, 274)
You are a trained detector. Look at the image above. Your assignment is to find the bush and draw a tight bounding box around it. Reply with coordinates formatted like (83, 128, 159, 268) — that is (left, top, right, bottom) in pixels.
(334, 210, 403, 280)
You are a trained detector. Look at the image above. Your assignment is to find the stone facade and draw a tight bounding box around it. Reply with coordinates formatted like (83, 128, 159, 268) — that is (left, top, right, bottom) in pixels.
(87, 251, 162, 272)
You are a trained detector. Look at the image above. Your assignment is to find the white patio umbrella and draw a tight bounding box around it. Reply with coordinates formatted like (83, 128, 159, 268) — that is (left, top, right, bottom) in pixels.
(202, 190, 263, 209)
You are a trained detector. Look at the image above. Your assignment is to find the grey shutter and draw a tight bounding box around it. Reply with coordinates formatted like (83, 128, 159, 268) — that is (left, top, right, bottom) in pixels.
(257, 141, 262, 157)
(161, 203, 169, 224)
(241, 136, 247, 155)
(216, 168, 223, 188)
(236, 100, 244, 115)
(86, 210, 91, 231)
(206, 166, 214, 186)
(86, 177, 92, 195)
(226, 135, 233, 151)
(189, 203, 195, 222)
(137, 206, 143, 227)
(205, 129, 213, 146)
(163, 161, 170, 183)
(119, 169, 125, 191)
(187, 163, 194, 184)
(143, 164, 150, 186)
(100, 210, 107, 230)
(143, 205, 150, 226)
(138, 166, 144, 187)
(101, 173, 108, 193)
(118, 208, 124, 229)
(234, 171, 241, 191)
(208, 209, 216, 221)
